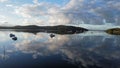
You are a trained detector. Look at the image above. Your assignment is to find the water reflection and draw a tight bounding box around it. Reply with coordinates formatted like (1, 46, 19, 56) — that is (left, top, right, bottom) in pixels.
(0, 31, 120, 68)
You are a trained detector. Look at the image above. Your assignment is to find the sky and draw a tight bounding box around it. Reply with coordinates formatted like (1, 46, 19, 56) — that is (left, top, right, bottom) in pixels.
(0, 0, 120, 29)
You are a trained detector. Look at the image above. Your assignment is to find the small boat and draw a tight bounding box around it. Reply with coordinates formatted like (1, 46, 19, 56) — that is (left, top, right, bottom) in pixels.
(10, 33, 15, 37)
(12, 37, 17, 41)
(50, 34, 55, 38)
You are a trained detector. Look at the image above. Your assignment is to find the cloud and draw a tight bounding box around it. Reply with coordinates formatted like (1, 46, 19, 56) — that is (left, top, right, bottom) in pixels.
(62, 0, 120, 25)
(6, 4, 13, 7)
(15, 0, 120, 26)
(0, 15, 6, 22)
(33, 0, 39, 4)
(0, 0, 8, 2)
(15, 2, 61, 17)
(15, 2, 70, 25)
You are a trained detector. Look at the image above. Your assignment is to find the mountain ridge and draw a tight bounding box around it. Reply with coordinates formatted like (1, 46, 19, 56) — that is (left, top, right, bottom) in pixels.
(0, 25, 88, 35)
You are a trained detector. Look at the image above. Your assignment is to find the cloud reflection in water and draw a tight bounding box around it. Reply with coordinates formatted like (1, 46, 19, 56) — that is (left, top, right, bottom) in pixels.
(0, 31, 120, 68)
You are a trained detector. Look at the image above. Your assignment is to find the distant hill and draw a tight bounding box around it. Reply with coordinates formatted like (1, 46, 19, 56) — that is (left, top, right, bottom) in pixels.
(106, 28, 120, 35)
(0, 25, 88, 34)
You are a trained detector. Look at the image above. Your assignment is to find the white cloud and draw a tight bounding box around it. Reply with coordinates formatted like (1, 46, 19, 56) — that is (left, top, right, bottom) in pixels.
(15, 3, 58, 17)
(15, 3, 69, 25)
(33, 0, 39, 4)
(6, 4, 13, 7)
(0, 0, 8, 2)
(15, 0, 120, 26)
(63, 0, 83, 10)
(22, 18, 47, 25)
(0, 15, 7, 23)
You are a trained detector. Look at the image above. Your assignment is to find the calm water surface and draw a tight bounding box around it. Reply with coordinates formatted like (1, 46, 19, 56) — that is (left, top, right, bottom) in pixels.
(0, 31, 120, 68)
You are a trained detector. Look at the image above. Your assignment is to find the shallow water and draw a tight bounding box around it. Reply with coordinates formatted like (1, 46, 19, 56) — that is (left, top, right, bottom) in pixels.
(0, 31, 120, 68)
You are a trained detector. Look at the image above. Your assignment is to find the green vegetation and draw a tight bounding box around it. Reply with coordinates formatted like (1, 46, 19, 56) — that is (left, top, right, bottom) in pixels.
(106, 28, 120, 35)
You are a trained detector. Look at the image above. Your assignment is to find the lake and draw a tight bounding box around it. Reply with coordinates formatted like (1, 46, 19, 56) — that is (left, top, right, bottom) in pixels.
(0, 31, 120, 68)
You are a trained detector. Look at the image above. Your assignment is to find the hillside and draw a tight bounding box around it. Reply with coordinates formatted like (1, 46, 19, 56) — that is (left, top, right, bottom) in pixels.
(106, 28, 120, 35)
(0, 25, 88, 34)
